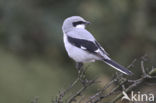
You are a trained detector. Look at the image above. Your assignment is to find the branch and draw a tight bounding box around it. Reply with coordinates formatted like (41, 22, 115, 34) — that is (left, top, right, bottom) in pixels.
(54, 78, 79, 103)
(67, 80, 95, 103)
(53, 56, 156, 103)
(110, 60, 156, 103)
(86, 59, 137, 103)
(53, 67, 96, 103)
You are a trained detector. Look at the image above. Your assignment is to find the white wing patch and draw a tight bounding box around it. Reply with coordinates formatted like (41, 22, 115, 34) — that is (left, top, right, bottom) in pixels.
(95, 49, 100, 53)
(80, 46, 87, 50)
(95, 49, 111, 60)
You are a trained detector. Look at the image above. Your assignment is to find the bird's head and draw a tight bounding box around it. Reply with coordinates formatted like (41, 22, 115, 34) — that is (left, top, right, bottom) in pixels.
(62, 16, 90, 33)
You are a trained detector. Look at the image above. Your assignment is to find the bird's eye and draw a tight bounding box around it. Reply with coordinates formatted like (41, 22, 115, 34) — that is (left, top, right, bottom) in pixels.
(72, 21, 85, 27)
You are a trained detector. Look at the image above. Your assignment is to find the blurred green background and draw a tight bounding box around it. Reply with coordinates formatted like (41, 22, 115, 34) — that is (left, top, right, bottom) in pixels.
(0, 0, 156, 103)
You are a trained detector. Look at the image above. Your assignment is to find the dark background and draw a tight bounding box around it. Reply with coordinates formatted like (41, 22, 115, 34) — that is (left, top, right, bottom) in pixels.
(0, 0, 156, 103)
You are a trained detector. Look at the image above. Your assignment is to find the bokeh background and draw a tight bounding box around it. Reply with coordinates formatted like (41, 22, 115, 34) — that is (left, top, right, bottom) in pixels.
(0, 0, 156, 103)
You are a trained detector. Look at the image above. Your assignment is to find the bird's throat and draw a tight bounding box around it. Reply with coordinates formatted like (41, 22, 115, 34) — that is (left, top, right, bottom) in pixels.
(76, 24, 85, 29)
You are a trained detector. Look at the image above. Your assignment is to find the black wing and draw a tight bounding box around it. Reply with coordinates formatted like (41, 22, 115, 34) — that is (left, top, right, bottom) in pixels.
(67, 36, 98, 53)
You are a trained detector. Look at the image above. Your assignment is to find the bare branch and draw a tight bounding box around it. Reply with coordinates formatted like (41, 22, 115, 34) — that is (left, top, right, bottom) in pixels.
(53, 56, 156, 103)
(110, 65, 156, 103)
(141, 60, 146, 75)
(54, 78, 79, 103)
(127, 58, 137, 69)
(67, 80, 95, 103)
(87, 78, 117, 103)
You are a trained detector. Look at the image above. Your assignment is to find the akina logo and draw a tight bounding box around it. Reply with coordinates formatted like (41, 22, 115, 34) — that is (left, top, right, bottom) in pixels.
(121, 91, 155, 102)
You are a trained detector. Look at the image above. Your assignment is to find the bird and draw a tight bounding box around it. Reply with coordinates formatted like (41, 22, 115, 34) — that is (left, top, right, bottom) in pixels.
(62, 16, 133, 75)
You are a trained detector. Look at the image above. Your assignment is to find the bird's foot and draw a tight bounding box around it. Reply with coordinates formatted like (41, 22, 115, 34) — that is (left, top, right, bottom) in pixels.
(76, 62, 89, 85)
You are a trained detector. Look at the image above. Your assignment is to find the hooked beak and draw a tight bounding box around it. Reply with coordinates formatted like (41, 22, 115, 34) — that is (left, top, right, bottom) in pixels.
(85, 21, 91, 25)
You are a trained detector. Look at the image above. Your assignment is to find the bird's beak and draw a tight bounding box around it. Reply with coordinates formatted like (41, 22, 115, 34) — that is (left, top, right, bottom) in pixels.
(85, 21, 90, 25)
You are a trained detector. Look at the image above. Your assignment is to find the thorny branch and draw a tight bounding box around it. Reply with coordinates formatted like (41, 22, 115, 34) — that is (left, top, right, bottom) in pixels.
(53, 57, 156, 103)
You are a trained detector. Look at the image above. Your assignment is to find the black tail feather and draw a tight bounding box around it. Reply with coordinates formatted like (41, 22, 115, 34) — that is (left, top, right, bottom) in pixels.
(103, 59, 133, 75)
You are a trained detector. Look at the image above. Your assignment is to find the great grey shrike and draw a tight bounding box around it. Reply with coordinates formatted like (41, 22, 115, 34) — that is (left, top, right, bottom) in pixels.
(62, 16, 132, 75)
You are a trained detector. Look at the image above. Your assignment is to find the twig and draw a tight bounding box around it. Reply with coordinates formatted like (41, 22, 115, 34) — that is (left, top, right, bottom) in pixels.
(87, 77, 128, 103)
(141, 60, 146, 76)
(54, 56, 156, 103)
(86, 59, 137, 103)
(110, 61, 156, 103)
(127, 59, 137, 69)
(111, 77, 144, 103)
(54, 78, 79, 103)
(87, 78, 117, 103)
(67, 80, 95, 103)
(54, 66, 97, 103)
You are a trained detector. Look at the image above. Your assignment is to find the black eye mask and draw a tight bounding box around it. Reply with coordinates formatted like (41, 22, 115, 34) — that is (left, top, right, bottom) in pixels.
(72, 21, 86, 27)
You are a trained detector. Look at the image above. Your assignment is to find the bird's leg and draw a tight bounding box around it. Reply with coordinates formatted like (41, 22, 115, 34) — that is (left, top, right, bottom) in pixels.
(76, 62, 83, 77)
(76, 62, 88, 85)
(76, 62, 83, 70)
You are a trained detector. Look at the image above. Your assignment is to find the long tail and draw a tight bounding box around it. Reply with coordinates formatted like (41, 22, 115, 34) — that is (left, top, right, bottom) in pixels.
(103, 59, 133, 75)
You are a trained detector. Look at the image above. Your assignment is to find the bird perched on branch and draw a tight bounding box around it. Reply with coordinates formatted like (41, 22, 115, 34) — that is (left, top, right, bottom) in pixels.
(62, 16, 132, 75)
